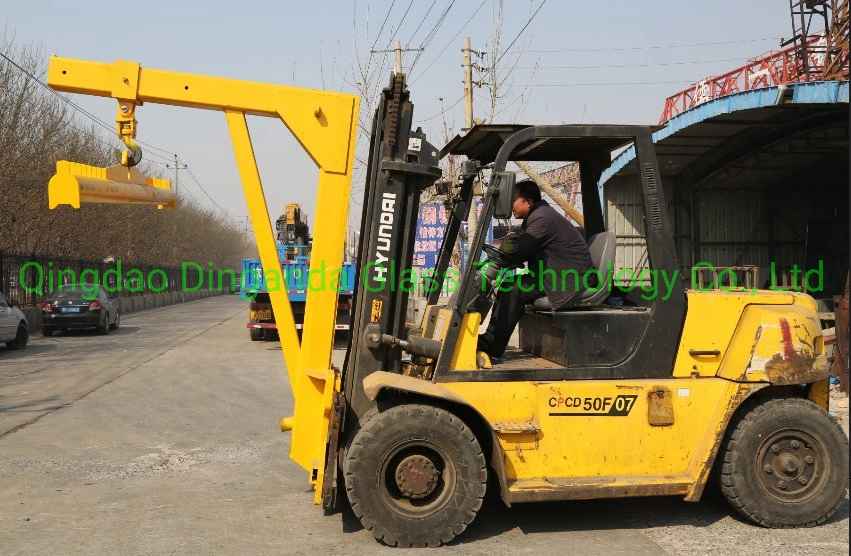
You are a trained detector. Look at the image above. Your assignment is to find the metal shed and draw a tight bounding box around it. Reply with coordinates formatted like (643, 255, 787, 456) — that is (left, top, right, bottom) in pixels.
(600, 81, 849, 299)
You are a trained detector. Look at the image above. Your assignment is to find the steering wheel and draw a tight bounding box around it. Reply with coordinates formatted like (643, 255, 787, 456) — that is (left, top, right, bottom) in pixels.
(483, 243, 522, 269)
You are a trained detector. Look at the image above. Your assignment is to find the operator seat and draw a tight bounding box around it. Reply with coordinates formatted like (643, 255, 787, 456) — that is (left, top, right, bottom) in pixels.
(530, 231, 616, 311)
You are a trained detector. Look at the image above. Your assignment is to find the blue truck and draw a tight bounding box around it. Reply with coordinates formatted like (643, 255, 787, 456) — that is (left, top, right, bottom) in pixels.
(241, 245, 355, 341)
(241, 204, 355, 341)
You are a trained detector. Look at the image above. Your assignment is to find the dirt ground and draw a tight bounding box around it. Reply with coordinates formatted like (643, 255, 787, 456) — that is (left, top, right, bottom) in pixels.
(0, 297, 847, 555)
(831, 385, 849, 437)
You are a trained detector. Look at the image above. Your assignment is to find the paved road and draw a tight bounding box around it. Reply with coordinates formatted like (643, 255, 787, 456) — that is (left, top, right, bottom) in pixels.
(0, 296, 847, 555)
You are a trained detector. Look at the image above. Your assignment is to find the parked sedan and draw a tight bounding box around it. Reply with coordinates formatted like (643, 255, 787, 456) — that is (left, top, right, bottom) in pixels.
(0, 291, 28, 349)
(41, 284, 119, 336)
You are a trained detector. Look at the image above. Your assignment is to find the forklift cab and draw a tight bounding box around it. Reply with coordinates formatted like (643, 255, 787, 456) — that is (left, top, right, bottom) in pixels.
(438, 124, 685, 378)
(345, 114, 841, 547)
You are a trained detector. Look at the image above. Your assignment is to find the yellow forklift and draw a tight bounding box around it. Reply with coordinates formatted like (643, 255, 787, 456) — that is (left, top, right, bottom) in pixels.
(46, 58, 847, 548)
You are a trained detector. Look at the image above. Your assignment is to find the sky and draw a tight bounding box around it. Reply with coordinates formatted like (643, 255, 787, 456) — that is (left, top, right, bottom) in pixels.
(3, 0, 797, 237)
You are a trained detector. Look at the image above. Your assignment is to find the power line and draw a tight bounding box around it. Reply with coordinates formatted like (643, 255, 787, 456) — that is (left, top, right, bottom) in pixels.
(512, 57, 750, 70)
(503, 79, 697, 87)
(391, 0, 416, 40)
(0, 49, 180, 160)
(135, 138, 177, 158)
(138, 148, 176, 164)
(5, 92, 121, 152)
(369, 0, 397, 53)
(5, 92, 177, 182)
(405, 0, 440, 47)
(410, 0, 485, 83)
(0, 51, 122, 147)
(491, 0, 548, 70)
(185, 166, 234, 217)
(526, 37, 782, 53)
(408, 0, 457, 74)
(415, 95, 464, 123)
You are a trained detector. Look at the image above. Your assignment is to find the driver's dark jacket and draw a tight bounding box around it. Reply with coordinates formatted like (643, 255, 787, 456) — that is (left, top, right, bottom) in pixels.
(505, 200, 594, 309)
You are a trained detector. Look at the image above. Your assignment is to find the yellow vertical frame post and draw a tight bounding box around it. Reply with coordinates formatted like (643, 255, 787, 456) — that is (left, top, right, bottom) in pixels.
(225, 110, 302, 388)
(273, 95, 358, 496)
(296, 169, 355, 501)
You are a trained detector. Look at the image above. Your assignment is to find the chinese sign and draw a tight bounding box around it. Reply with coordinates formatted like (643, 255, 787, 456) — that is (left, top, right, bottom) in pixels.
(414, 200, 491, 269)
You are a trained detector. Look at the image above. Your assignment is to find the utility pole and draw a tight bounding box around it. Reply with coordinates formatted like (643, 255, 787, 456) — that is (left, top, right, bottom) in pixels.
(166, 154, 187, 195)
(173, 154, 179, 192)
(462, 37, 479, 252)
(371, 40, 423, 76)
(463, 37, 474, 129)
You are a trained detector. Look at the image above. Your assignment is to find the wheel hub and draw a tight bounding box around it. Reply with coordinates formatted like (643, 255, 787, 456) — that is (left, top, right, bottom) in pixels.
(758, 431, 822, 501)
(395, 455, 440, 499)
(779, 454, 799, 474)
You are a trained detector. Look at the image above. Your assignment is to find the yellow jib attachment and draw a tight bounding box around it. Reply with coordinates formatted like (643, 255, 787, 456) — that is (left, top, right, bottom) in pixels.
(48, 160, 176, 209)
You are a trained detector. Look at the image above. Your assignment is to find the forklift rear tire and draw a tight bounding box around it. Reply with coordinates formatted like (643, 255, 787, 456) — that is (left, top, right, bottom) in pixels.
(249, 328, 263, 341)
(344, 404, 487, 547)
(718, 396, 849, 528)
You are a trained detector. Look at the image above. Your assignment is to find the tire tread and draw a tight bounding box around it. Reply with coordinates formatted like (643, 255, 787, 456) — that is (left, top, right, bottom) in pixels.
(344, 404, 487, 547)
(719, 396, 848, 528)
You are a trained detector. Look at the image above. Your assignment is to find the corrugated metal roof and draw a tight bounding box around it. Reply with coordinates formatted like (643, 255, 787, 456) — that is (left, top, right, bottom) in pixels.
(600, 80, 849, 189)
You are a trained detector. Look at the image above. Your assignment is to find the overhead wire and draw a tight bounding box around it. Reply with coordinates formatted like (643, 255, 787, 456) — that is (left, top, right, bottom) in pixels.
(487, 0, 548, 74)
(391, 0, 416, 40)
(135, 138, 178, 158)
(413, 1, 546, 122)
(369, 0, 397, 54)
(4, 91, 177, 181)
(503, 79, 697, 87)
(2, 92, 116, 151)
(359, 1, 455, 148)
(405, 0, 439, 47)
(185, 166, 236, 218)
(512, 57, 753, 70)
(361, 0, 397, 89)
(408, 0, 457, 74)
(0, 49, 182, 162)
(526, 37, 783, 53)
(410, 0, 484, 83)
(415, 95, 464, 123)
(1, 50, 122, 145)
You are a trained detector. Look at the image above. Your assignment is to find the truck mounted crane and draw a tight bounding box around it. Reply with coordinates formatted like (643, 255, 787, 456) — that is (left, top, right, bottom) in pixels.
(243, 202, 355, 341)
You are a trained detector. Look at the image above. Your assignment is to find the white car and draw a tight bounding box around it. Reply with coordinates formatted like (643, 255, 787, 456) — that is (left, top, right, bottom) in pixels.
(0, 291, 28, 349)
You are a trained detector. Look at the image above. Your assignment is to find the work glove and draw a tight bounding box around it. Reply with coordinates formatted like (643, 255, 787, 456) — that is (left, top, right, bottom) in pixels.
(499, 235, 519, 255)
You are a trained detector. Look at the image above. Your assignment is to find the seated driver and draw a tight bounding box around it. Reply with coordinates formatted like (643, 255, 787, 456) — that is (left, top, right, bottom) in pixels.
(477, 180, 594, 359)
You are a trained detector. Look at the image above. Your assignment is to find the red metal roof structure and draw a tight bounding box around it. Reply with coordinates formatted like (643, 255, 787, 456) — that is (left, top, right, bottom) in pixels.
(659, 35, 828, 124)
(660, 0, 849, 124)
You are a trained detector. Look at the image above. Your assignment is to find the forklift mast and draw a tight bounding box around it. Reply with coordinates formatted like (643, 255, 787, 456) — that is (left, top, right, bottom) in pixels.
(342, 74, 441, 424)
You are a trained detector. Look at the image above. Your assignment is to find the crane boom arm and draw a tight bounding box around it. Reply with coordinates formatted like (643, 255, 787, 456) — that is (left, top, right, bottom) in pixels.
(47, 56, 359, 501)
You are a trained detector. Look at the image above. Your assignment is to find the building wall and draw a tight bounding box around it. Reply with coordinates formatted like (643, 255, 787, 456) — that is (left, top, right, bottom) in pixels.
(605, 175, 845, 296)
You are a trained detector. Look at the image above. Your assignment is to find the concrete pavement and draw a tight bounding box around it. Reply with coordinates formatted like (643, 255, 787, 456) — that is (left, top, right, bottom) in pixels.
(0, 296, 846, 554)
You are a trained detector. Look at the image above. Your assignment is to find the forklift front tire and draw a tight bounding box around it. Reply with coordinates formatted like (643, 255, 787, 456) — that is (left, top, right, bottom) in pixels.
(718, 396, 849, 528)
(344, 404, 487, 547)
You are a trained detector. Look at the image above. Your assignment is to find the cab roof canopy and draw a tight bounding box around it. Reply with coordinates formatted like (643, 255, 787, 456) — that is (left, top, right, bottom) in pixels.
(440, 124, 643, 164)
